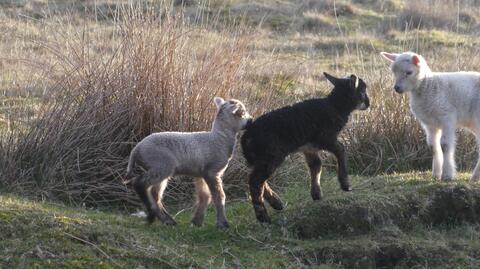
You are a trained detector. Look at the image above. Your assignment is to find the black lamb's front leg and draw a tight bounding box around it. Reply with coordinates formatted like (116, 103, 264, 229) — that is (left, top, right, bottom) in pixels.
(304, 151, 323, 200)
(326, 141, 351, 191)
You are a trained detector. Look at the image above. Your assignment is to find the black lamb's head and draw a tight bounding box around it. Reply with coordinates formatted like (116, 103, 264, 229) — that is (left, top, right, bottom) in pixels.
(324, 72, 369, 111)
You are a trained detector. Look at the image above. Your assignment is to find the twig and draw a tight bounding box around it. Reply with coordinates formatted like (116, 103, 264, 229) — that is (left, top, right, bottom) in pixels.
(63, 231, 123, 268)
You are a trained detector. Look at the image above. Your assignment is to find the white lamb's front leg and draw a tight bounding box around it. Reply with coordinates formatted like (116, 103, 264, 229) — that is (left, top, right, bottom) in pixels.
(440, 125, 457, 181)
(424, 124, 443, 180)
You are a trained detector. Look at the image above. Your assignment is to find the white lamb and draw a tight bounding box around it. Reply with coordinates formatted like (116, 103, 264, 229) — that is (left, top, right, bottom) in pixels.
(381, 51, 480, 181)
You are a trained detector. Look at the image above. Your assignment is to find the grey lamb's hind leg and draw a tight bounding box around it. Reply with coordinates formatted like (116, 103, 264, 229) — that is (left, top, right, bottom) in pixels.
(191, 177, 212, 226)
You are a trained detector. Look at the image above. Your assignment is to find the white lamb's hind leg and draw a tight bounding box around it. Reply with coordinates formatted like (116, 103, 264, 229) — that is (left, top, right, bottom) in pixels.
(440, 126, 457, 181)
(425, 125, 443, 180)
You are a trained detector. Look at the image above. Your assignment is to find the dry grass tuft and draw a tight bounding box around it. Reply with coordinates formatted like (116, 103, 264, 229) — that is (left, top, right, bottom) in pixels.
(0, 4, 277, 207)
(396, 0, 480, 31)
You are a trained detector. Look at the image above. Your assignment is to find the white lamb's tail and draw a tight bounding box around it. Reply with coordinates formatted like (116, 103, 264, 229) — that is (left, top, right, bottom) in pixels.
(125, 146, 137, 182)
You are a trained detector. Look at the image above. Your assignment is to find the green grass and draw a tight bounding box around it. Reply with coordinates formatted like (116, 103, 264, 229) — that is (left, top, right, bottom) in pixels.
(3, 172, 480, 268)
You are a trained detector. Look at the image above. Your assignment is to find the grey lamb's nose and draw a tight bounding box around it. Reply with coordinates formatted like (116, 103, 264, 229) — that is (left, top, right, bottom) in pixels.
(394, 85, 401, 93)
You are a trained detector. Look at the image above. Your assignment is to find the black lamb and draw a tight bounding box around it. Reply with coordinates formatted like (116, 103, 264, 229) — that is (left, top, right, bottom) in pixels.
(241, 72, 370, 223)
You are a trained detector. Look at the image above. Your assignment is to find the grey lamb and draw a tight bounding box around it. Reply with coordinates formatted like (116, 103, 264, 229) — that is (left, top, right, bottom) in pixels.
(126, 97, 252, 229)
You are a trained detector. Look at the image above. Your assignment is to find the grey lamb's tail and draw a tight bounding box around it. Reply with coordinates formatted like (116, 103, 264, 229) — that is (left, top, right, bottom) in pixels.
(125, 146, 137, 183)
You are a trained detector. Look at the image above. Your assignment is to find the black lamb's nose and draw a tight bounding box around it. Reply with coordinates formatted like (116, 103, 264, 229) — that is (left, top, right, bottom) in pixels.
(364, 98, 370, 108)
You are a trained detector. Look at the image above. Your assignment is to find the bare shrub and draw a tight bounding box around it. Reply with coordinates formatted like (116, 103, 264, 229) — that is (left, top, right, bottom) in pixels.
(0, 4, 275, 207)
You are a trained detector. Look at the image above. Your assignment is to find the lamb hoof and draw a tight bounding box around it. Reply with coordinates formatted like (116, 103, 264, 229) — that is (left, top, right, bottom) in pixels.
(267, 198, 284, 211)
(216, 221, 230, 230)
(341, 185, 352, 192)
(154, 210, 177, 225)
(146, 213, 156, 224)
(441, 175, 455, 181)
(256, 213, 271, 224)
(311, 191, 323, 201)
(164, 219, 177, 226)
(191, 218, 203, 227)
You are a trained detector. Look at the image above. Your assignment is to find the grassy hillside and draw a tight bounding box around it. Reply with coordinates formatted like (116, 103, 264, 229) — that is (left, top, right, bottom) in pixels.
(3, 172, 480, 268)
(3, 1, 480, 268)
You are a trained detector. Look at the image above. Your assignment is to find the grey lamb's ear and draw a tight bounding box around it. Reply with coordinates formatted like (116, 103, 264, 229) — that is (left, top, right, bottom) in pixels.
(214, 97, 225, 109)
(324, 72, 339, 85)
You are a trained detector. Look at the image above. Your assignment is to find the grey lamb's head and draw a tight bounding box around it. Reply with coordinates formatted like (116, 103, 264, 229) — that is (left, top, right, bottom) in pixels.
(213, 97, 253, 132)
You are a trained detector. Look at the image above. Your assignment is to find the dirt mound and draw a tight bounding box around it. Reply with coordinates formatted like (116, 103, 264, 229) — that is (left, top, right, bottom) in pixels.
(297, 233, 467, 269)
(289, 184, 480, 239)
(426, 185, 480, 225)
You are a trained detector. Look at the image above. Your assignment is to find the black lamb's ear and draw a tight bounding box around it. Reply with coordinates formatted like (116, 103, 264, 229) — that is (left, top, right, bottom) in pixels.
(350, 74, 359, 89)
(324, 72, 338, 85)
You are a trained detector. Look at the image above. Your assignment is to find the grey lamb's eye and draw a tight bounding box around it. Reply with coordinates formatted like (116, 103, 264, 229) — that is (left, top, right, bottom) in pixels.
(406, 71, 413, 76)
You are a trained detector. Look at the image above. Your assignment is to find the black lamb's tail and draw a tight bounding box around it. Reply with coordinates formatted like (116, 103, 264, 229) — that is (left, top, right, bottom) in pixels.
(240, 128, 256, 166)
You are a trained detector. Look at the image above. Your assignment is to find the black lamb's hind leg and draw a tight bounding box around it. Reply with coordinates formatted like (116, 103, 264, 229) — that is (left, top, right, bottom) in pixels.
(249, 164, 276, 223)
(326, 141, 351, 192)
(263, 182, 284, 210)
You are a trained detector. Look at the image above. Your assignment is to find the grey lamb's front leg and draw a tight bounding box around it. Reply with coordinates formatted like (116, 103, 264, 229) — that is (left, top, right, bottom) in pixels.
(204, 173, 229, 229)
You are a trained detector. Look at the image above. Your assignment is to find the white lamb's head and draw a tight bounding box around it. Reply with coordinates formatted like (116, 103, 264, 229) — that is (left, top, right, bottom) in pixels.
(380, 52, 429, 94)
(214, 97, 252, 131)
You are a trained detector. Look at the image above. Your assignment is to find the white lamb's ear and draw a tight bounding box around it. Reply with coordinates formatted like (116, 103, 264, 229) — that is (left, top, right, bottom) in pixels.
(380, 52, 398, 62)
(411, 54, 421, 66)
(214, 97, 225, 109)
